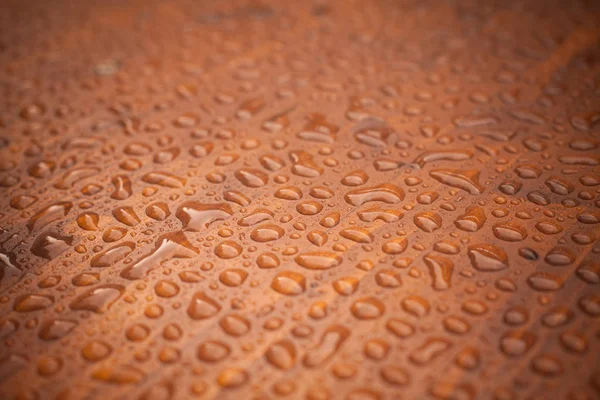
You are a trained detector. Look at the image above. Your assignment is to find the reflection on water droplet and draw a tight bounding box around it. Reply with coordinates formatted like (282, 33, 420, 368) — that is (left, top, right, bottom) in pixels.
(467, 244, 508, 271)
(271, 271, 306, 295)
(70, 285, 124, 313)
(295, 252, 342, 270)
(215, 240, 243, 259)
(187, 292, 221, 320)
(351, 297, 385, 319)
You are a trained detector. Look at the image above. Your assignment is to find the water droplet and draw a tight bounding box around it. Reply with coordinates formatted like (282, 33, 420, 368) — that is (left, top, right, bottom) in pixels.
(265, 340, 296, 369)
(303, 325, 350, 368)
(70, 285, 124, 313)
(271, 271, 306, 295)
(430, 169, 484, 194)
(414, 212, 443, 233)
(340, 228, 373, 243)
(344, 184, 405, 206)
(187, 292, 221, 320)
(177, 202, 233, 230)
(351, 297, 385, 319)
(14, 294, 54, 312)
(219, 314, 251, 336)
(250, 224, 284, 242)
(455, 206, 486, 232)
(38, 319, 77, 340)
(217, 367, 248, 388)
(214, 240, 243, 259)
(295, 252, 342, 270)
(500, 330, 537, 357)
(492, 223, 527, 242)
(467, 244, 508, 271)
(235, 168, 269, 187)
(198, 341, 230, 362)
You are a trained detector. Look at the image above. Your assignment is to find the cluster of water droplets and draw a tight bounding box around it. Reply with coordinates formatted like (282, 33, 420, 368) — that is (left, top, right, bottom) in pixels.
(0, 0, 599, 399)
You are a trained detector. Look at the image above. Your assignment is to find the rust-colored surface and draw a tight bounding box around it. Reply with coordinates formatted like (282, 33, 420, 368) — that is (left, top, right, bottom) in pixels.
(1, 0, 600, 399)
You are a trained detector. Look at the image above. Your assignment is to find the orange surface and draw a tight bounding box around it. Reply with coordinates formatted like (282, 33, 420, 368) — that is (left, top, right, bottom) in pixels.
(0, 0, 599, 399)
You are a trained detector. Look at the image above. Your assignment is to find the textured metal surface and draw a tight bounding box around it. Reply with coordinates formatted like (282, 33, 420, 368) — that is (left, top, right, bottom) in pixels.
(0, 0, 599, 399)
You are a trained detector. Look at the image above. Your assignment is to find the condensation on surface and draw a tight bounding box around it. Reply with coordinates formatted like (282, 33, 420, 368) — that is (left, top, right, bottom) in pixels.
(0, 0, 599, 399)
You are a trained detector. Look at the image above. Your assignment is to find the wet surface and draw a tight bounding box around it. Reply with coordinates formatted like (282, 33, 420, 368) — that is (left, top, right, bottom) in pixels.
(0, 0, 600, 399)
